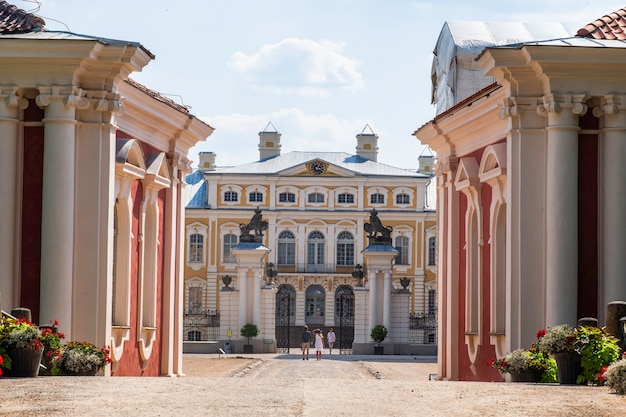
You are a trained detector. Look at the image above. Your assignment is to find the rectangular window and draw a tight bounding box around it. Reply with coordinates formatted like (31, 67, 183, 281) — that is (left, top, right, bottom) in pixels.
(336, 243, 354, 266)
(279, 192, 296, 203)
(223, 234, 238, 263)
(428, 237, 436, 265)
(428, 289, 436, 316)
(396, 193, 410, 204)
(395, 236, 409, 265)
(338, 193, 354, 204)
(370, 193, 385, 204)
(308, 192, 325, 203)
(277, 241, 295, 265)
(249, 191, 263, 203)
(189, 234, 203, 262)
(224, 191, 238, 202)
(188, 287, 203, 314)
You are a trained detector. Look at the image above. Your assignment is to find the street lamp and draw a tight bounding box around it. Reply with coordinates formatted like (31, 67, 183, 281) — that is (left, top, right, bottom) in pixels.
(265, 262, 277, 285)
(352, 264, 364, 287)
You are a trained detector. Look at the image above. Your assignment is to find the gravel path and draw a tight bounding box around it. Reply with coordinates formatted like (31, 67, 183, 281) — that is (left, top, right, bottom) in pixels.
(1, 353, 625, 416)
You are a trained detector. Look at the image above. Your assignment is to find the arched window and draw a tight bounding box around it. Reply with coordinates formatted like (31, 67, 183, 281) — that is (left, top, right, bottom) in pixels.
(277, 230, 296, 265)
(223, 233, 238, 263)
(428, 236, 436, 265)
(370, 193, 385, 204)
(308, 192, 325, 203)
(395, 193, 410, 205)
(305, 284, 325, 326)
(279, 192, 295, 203)
(224, 191, 238, 202)
(307, 231, 325, 272)
(336, 231, 354, 266)
(395, 236, 409, 265)
(249, 191, 263, 203)
(338, 193, 354, 204)
(189, 233, 204, 262)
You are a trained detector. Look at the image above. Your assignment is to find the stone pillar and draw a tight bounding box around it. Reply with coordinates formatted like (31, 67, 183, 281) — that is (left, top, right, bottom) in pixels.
(253, 267, 262, 326)
(238, 268, 248, 332)
(383, 271, 392, 335)
(37, 87, 88, 336)
(599, 96, 626, 306)
(606, 301, 626, 350)
(0, 88, 27, 311)
(541, 94, 586, 327)
(368, 269, 377, 340)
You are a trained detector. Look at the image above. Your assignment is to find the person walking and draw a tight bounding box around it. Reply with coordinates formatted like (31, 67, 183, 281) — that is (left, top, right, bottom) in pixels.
(314, 329, 324, 361)
(301, 326, 311, 360)
(327, 328, 336, 355)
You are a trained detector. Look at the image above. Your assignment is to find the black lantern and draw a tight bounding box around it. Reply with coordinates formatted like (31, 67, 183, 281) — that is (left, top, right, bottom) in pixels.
(265, 262, 277, 285)
(352, 264, 364, 287)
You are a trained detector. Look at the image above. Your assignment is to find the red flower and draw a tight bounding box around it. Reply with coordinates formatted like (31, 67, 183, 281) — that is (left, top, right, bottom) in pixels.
(0, 354, 3, 365)
(536, 329, 546, 339)
(487, 358, 495, 366)
(597, 365, 609, 383)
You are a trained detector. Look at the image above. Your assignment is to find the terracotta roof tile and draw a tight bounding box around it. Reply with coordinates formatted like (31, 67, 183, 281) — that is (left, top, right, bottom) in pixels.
(125, 78, 191, 115)
(577, 7, 626, 40)
(0, 0, 45, 34)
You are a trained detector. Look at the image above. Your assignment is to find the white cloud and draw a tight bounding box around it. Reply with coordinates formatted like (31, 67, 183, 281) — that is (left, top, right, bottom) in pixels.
(189, 109, 370, 168)
(228, 38, 364, 97)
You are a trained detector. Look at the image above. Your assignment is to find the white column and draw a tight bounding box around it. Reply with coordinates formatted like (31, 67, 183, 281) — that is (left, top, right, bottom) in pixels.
(238, 268, 248, 332)
(383, 271, 392, 333)
(600, 97, 626, 305)
(37, 87, 86, 336)
(0, 88, 27, 310)
(368, 269, 377, 339)
(253, 267, 262, 326)
(543, 95, 584, 327)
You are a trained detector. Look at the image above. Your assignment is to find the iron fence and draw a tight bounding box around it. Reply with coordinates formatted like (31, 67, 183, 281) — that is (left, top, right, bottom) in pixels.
(183, 311, 220, 341)
(408, 312, 437, 344)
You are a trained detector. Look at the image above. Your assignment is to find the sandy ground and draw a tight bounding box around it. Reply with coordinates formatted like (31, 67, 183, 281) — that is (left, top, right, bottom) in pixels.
(1, 353, 626, 416)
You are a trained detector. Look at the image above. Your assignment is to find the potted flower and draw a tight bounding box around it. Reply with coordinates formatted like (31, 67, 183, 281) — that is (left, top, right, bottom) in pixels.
(575, 326, 620, 385)
(537, 324, 581, 384)
(52, 341, 111, 376)
(371, 324, 388, 355)
(0, 317, 43, 377)
(488, 349, 555, 383)
(240, 323, 259, 354)
(39, 320, 65, 376)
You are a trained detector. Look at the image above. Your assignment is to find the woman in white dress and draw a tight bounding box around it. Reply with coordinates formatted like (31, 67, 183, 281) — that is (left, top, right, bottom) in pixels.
(314, 329, 324, 361)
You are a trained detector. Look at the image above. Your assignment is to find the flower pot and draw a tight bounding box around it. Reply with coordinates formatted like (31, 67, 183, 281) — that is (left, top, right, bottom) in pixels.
(510, 369, 541, 383)
(63, 368, 98, 376)
(554, 352, 581, 385)
(4, 346, 43, 377)
(374, 346, 384, 355)
(243, 344, 253, 354)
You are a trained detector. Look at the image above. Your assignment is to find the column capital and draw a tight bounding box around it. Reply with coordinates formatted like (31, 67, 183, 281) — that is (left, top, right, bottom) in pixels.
(435, 155, 458, 176)
(36, 86, 90, 110)
(0, 88, 28, 111)
(593, 94, 626, 118)
(498, 97, 538, 119)
(537, 93, 589, 117)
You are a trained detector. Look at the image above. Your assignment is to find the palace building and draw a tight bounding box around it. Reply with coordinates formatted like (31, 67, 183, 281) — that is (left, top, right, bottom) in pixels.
(0, 2, 213, 376)
(184, 126, 437, 354)
(414, 8, 626, 381)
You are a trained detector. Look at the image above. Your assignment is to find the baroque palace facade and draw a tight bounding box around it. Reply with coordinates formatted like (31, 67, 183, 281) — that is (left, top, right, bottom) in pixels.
(184, 127, 437, 354)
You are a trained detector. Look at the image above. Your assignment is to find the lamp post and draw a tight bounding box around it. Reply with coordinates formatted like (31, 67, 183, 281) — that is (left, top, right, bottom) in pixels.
(265, 262, 277, 285)
(352, 264, 364, 287)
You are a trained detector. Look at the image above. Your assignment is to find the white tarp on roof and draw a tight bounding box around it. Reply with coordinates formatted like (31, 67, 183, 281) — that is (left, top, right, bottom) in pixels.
(431, 21, 576, 115)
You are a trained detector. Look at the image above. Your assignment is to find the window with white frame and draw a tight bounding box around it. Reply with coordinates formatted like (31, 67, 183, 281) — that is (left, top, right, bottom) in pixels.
(395, 236, 409, 265)
(370, 193, 385, 204)
(336, 231, 355, 266)
(189, 233, 204, 262)
(277, 230, 296, 265)
(308, 192, 325, 203)
(428, 288, 437, 316)
(307, 231, 325, 271)
(338, 192, 355, 204)
(279, 192, 296, 203)
(395, 193, 410, 205)
(224, 191, 238, 202)
(428, 236, 436, 265)
(249, 191, 263, 203)
(188, 286, 203, 314)
(223, 233, 238, 263)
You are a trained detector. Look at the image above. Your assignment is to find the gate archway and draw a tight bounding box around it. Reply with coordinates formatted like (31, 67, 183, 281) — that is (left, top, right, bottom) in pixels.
(275, 284, 295, 352)
(335, 285, 355, 353)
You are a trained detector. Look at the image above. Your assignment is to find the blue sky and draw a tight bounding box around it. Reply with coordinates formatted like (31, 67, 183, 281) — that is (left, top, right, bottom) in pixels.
(30, 0, 626, 169)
